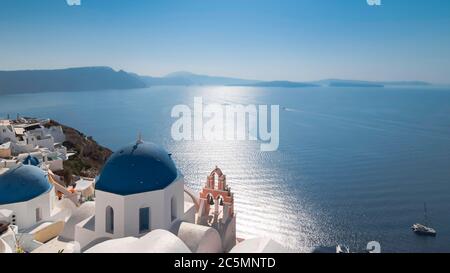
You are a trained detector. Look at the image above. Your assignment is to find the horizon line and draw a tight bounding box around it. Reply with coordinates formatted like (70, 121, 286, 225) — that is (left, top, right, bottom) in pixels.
(0, 65, 446, 85)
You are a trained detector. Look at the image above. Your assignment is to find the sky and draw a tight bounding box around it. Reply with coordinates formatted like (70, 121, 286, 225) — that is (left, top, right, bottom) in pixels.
(0, 0, 449, 83)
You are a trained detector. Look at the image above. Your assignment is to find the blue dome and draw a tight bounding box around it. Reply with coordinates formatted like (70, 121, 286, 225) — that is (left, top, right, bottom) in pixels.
(0, 165, 52, 205)
(23, 155, 40, 166)
(95, 141, 178, 195)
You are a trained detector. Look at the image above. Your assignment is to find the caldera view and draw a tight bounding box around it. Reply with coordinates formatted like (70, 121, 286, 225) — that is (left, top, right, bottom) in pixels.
(1, 0, 450, 256)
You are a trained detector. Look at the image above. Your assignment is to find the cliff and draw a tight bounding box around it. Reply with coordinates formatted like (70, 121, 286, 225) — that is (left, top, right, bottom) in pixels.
(0, 67, 146, 94)
(44, 120, 112, 185)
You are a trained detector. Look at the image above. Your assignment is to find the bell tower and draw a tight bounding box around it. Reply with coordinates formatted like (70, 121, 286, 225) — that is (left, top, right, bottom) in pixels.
(196, 166, 236, 252)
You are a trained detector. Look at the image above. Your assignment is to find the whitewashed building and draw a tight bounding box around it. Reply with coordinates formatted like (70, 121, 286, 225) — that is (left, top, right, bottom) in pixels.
(65, 140, 196, 249)
(0, 120, 16, 144)
(0, 164, 56, 230)
(1, 137, 288, 253)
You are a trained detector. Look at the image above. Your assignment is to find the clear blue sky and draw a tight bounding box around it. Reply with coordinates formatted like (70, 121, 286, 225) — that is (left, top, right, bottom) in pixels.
(1, 0, 449, 83)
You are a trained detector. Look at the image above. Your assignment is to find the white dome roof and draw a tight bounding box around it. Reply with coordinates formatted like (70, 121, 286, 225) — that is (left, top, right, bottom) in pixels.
(84, 229, 191, 253)
(177, 222, 222, 253)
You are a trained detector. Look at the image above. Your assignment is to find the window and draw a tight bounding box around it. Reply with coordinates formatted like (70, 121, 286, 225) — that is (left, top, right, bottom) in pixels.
(105, 206, 114, 234)
(35, 208, 42, 222)
(139, 207, 150, 234)
(171, 197, 177, 221)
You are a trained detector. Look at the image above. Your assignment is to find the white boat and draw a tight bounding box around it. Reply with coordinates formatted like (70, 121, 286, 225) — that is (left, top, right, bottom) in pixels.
(336, 244, 350, 253)
(412, 203, 436, 237)
(411, 223, 436, 236)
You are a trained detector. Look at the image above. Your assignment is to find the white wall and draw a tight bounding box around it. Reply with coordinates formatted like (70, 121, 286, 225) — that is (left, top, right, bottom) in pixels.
(0, 125, 16, 143)
(123, 189, 164, 236)
(164, 178, 184, 227)
(46, 126, 65, 143)
(11, 142, 36, 155)
(75, 217, 98, 250)
(0, 187, 53, 230)
(94, 177, 185, 239)
(36, 138, 54, 151)
(222, 216, 237, 252)
(182, 200, 196, 224)
(94, 190, 125, 239)
(47, 159, 63, 172)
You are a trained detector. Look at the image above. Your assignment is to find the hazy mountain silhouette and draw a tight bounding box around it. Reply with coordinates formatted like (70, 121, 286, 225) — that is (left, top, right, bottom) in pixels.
(0, 67, 433, 94)
(141, 71, 260, 86)
(231, 80, 318, 88)
(313, 79, 432, 88)
(142, 72, 431, 88)
(0, 67, 146, 94)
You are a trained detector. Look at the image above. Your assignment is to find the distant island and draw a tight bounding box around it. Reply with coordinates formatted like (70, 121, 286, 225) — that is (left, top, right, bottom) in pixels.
(313, 79, 431, 88)
(0, 66, 433, 94)
(141, 71, 259, 86)
(315, 79, 384, 88)
(142, 71, 431, 88)
(0, 67, 145, 94)
(229, 81, 319, 88)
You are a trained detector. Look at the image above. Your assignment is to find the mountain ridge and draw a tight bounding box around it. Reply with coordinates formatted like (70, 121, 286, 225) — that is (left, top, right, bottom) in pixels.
(0, 66, 146, 94)
(0, 66, 435, 94)
(141, 71, 260, 86)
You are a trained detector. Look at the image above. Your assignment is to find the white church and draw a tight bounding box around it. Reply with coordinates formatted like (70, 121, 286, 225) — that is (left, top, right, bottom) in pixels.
(0, 138, 287, 253)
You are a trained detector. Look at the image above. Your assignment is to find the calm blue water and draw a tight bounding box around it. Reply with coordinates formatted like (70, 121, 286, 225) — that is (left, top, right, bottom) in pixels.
(1, 86, 450, 253)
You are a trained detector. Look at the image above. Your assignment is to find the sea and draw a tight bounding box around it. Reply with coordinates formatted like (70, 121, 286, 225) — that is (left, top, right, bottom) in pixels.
(1, 85, 450, 253)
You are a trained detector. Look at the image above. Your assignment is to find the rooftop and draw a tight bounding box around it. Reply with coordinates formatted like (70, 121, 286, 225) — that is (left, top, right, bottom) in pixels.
(0, 164, 52, 205)
(0, 120, 11, 126)
(95, 141, 178, 195)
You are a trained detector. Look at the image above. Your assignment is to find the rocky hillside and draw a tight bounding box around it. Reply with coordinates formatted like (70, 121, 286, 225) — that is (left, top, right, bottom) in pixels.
(44, 120, 112, 185)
